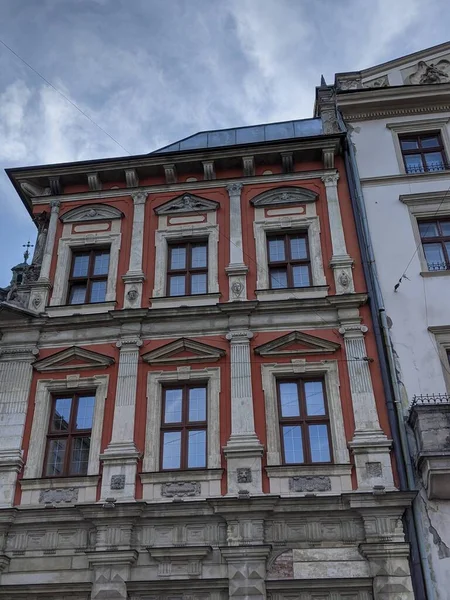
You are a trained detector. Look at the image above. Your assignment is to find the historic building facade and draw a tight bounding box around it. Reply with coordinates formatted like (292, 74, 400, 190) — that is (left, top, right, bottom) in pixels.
(0, 117, 414, 599)
(318, 41, 450, 599)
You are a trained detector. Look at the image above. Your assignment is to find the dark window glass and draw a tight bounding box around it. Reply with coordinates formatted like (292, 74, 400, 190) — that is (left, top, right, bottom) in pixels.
(419, 219, 450, 271)
(68, 249, 110, 304)
(267, 233, 311, 289)
(167, 241, 208, 296)
(277, 379, 332, 464)
(399, 132, 447, 173)
(160, 384, 207, 470)
(44, 393, 94, 477)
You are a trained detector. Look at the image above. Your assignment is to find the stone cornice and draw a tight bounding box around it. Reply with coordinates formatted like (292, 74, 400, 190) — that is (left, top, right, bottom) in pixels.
(29, 169, 336, 207)
(361, 169, 450, 187)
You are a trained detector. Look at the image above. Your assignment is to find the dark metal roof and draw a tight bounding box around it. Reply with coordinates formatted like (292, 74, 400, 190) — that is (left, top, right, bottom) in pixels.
(152, 118, 323, 154)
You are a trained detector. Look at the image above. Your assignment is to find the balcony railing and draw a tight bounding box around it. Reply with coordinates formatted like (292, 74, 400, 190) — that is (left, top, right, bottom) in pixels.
(406, 162, 448, 174)
(427, 261, 450, 272)
(412, 393, 450, 406)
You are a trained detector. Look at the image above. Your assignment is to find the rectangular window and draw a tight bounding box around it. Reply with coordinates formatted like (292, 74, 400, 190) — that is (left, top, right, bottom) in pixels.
(44, 393, 94, 476)
(419, 219, 450, 271)
(267, 233, 311, 289)
(160, 384, 207, 470)
(277, 379, 332, 464)
(167, 241, 208, 296)
(68, 249, 110, 304)
(399, 132, 447, 173)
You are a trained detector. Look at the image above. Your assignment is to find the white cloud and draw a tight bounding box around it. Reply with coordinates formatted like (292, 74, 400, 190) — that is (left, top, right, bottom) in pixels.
(1, 0, 450, 284)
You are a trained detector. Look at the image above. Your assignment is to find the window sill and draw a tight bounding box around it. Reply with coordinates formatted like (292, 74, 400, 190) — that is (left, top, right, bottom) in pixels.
(140, 468, 223, 500)
(256, 285, 329, 302)
(46, 301, 116, 317)
(150, 293, 221, 309)
(420, 270, 450, 278)
(265, 463, 352, 495)
(20, 474, 99, 505)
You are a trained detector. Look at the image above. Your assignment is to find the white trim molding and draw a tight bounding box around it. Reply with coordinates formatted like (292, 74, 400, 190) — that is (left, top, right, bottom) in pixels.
(143, 367, 221, 471)
(151, 217, 219, 306)
(22, 374, 109, 503)
(387, 117, 450, 175)
(253, 212, 326, 298)
(428, 326, 450, 394)
(261, 360, 350, 466)
(400, 190, 450, 273)
(50, 219, 121, 311)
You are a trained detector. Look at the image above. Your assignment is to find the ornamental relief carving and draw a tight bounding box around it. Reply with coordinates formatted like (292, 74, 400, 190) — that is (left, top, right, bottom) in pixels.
(408, 59, 450, 84)
(161, 481, 201, 497)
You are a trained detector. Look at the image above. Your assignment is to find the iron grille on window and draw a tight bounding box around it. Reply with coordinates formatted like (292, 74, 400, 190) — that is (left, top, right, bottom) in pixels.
(399, 132, 448, 174)
(418, 219, 450, 271)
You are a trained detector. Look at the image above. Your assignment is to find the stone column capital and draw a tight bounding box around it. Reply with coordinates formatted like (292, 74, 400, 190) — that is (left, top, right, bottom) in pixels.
(131, 191, 148, 205)
(226, 330, 253, 342)
(116, 337, 143, 349)
(49, 198, 61, 212)
(321, 172, 339, 187)
(338, 323, 368, 338)
(226, 182, 243, 196)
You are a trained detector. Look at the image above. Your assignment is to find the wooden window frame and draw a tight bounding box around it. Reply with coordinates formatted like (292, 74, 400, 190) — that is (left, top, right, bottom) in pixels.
(419, 218, 450, 271)
(399, 131, 447, 173)
(166, 240, 208, 297)
(277, 377, 333, 465)
(160, 383, 208, 471)
(67, 247, 110, 305)
(43, 393, 94, 477)
(267, 232, 311, 289)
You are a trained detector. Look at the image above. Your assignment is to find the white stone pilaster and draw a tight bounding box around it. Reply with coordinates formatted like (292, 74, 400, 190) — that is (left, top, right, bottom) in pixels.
(123, 192, 148, 309)
(341, 323, 394, 490)
(0, 346, 38, 506)
(321, 173, 355, 294)
(226, 183, 248, 301)
(100, 337, 142, 501)
(223, 330, 263, 494)
(28, 199, 60, 311)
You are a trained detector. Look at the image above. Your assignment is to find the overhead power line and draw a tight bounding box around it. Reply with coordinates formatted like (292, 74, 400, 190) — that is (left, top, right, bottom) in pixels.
(0, 36, 131, 155)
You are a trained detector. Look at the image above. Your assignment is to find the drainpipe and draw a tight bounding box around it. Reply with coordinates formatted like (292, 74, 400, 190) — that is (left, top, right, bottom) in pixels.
(339, 112, 434, 600)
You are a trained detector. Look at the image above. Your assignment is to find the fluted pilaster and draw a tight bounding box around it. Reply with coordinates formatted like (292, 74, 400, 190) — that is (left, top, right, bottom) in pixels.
(226, 183, 248, 301)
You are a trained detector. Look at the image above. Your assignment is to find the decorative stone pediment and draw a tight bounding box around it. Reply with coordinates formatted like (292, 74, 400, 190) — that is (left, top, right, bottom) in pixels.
(409, 59, 450, 85)
(34, 346, 114, 372)
(142, 338, 225, 364)
(254, 331, 340, 356)
(250, 186, 317, 207)
(154, 193, 219, 215)
(60, 204, 124, 223)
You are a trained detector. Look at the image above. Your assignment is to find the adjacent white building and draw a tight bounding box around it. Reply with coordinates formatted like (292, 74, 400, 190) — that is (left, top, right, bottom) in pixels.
(321, 41, 450, 600)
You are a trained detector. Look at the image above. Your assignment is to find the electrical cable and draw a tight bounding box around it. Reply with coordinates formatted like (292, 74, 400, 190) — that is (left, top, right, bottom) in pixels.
(0, 36, 131, 156)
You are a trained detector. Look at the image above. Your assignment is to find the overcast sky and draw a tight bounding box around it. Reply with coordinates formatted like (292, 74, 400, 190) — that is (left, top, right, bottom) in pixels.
(1, 0, 449, 285)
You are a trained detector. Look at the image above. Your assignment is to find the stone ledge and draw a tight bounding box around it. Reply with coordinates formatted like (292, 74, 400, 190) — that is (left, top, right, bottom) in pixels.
(46, 301, 116, 317)
(150, 293, 221, 309)
(255, 286, 329, 302)
(140, 469, 223, 484)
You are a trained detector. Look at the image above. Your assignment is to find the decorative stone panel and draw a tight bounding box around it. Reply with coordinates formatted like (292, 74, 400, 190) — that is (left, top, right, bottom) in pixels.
(111, 474, 126, 490)
(237, 468, 252, 483)
(39, 487, 79, 504)
(289, 475, 332, 492)
(161, 481, 201, 497)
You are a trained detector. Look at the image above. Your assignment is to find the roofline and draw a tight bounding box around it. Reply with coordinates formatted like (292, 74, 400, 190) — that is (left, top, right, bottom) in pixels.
(6, 130, 341, 178)
(151, 116, 321, 154)
(6, 130, 343, 217)
(334, 40, 450, 81)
